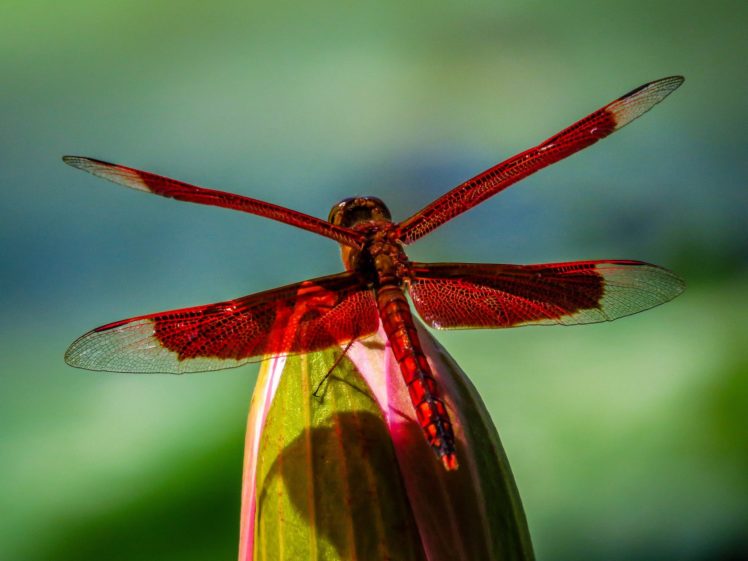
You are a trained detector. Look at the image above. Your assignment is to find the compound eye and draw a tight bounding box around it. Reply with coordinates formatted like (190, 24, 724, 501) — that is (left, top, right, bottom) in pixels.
(371, 202, 392, 221)
(327, 196, 391, 227)
(328, 198, 355, 224)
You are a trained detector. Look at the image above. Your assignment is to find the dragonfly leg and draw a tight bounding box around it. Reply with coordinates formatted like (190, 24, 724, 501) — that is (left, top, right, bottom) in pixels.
(312, 338, 356, 399)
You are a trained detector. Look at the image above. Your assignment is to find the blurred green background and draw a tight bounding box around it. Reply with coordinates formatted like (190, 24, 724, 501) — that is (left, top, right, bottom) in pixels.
(1, 1, 746, 560)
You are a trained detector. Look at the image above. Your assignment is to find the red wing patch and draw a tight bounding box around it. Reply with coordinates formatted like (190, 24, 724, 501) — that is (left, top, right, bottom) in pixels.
(65, 272, 378, 373)
(396, 76, 684, 243)
(408, 260, 684, 329)
(62, 156, 366, 249)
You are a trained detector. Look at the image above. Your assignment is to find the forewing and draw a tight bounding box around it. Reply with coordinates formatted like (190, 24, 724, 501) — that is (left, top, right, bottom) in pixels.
(65, 272, 378, 373)
(397, 76, 684, 243)
(63, 156, 366, 249)
(409, 261, 684, 329)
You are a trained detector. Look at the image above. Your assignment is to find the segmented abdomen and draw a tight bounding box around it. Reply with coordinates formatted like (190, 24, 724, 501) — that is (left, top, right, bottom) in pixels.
(375, 284, 458, 470)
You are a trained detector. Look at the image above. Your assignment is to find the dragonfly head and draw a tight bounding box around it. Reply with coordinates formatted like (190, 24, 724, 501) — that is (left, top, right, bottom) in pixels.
(328, 197, 392, 228)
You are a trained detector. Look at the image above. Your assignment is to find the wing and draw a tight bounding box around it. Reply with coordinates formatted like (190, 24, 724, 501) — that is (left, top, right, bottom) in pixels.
(408, 261, 684, 329)
(65, 272, 378, 373)
(63, 156, 366, 250)
(397, 76, 684, 244)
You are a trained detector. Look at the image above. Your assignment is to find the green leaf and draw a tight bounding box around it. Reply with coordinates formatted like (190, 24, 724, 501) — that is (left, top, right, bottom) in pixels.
(239, 324, 534, 561)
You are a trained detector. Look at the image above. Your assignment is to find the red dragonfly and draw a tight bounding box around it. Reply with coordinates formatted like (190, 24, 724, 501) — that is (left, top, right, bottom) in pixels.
(65, 76, 685, 470)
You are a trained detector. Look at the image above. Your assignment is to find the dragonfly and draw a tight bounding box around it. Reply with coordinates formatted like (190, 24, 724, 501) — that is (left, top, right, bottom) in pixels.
(65, 76, 685, 471)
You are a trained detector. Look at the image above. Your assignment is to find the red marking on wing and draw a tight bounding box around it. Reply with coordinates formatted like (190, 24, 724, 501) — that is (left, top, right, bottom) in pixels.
(397, 76, 684, 244)
(62, 156, 366, 250)
(408, 260, 684, 329)
(65, 272, 378, 373)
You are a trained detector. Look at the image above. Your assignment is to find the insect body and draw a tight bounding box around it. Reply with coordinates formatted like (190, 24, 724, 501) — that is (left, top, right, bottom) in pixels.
(65, 76, 686, 470)
(331, 197, 457, 467)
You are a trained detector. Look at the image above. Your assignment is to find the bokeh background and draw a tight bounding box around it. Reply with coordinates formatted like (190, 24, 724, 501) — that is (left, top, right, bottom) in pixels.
(1, 1, 746, 560)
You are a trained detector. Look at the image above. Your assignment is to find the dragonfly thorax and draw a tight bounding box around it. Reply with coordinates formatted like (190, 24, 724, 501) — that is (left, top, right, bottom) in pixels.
(329, 197, 403, 277)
